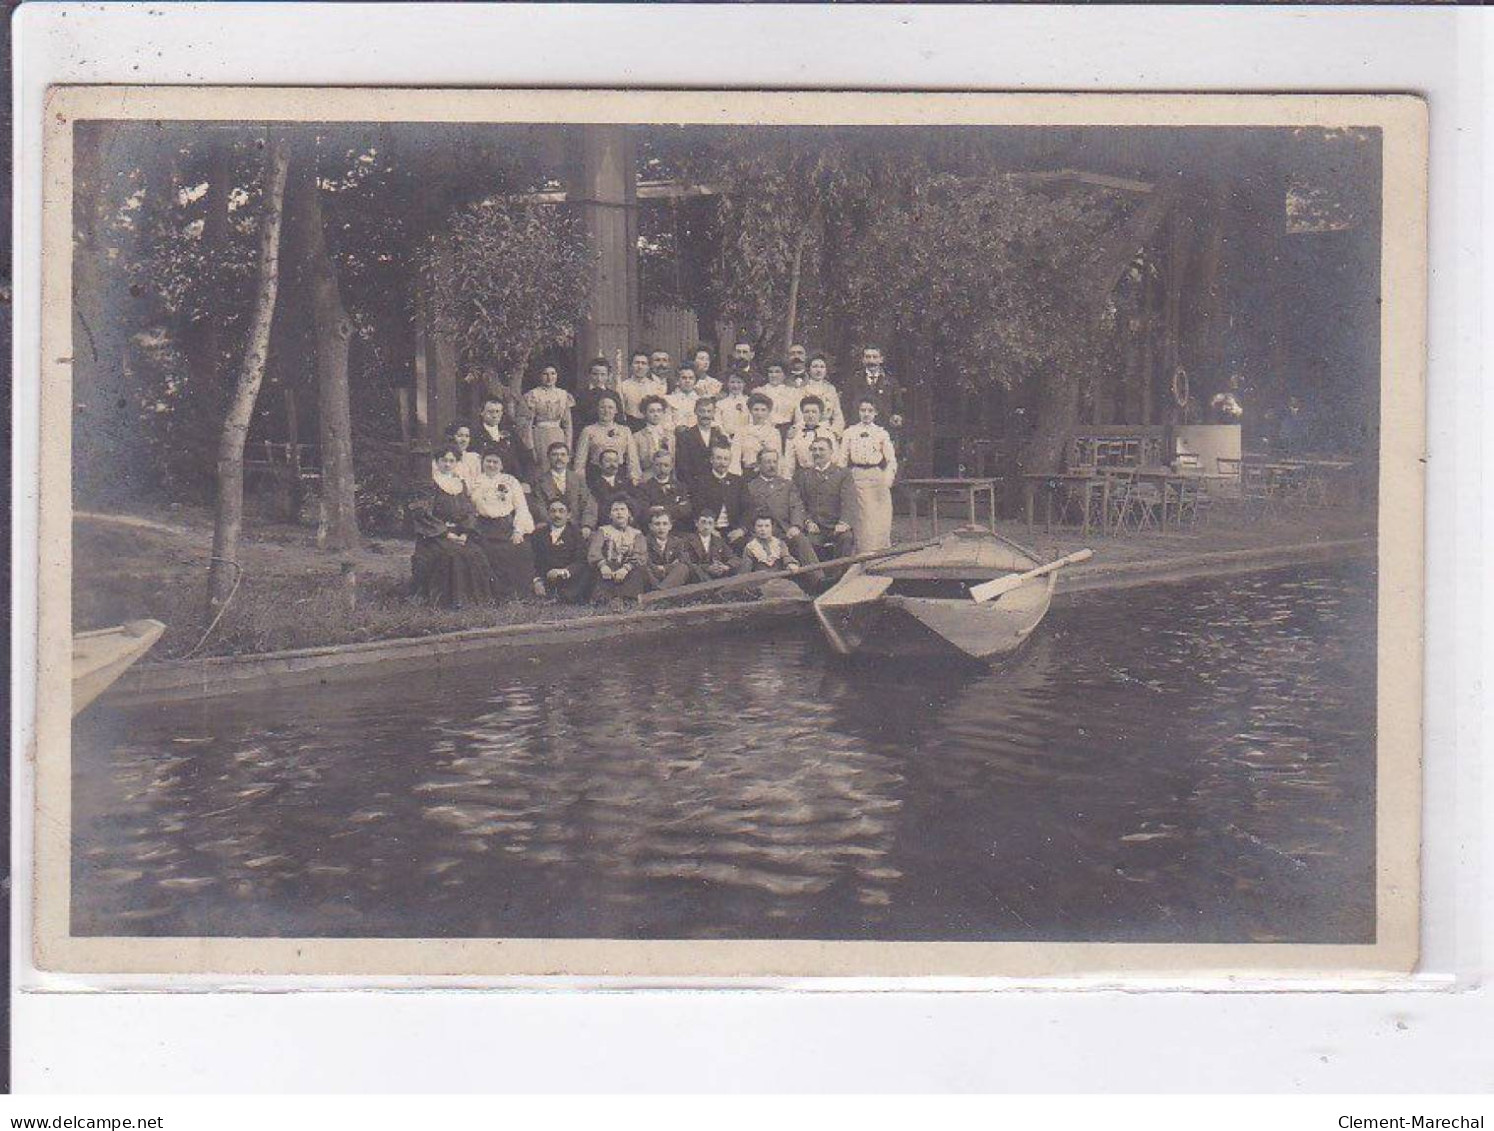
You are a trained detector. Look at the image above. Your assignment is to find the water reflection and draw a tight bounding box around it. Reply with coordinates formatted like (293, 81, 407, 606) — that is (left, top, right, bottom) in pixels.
(73, 562, 1376, 942)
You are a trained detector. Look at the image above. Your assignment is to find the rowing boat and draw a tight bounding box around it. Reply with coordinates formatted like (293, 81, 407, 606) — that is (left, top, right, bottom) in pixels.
(813, 530, 1057, 663)
(73, 619, 166, 715)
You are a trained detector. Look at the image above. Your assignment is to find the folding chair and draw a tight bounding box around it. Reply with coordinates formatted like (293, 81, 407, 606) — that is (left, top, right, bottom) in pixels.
(1109, 470, 1162, 533)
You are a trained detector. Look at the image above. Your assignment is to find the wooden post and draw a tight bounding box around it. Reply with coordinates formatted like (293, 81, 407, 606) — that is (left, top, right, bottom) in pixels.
(1116, 323, 1138, 425)
(1140, 272, 1156, 425)
(339, 560, 358, 614)
(424, 232, 460, 442)
(281, 386, 303, 523)
(571, 125, 640, 370)
(1161, 212, 1191, 424)
(1195, 177, 1228, 392)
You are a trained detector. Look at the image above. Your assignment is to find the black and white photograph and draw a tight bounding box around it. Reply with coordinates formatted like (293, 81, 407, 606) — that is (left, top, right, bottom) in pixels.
(35, 88, 1424, 977)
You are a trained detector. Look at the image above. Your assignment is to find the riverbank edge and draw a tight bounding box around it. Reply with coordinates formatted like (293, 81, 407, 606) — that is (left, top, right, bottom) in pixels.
(100, 535, 1374, 706)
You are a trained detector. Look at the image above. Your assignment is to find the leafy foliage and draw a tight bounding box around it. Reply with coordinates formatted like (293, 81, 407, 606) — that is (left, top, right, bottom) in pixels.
(686, 130, 881, 357)
(842, 175, 1127, 393)
(422, 198, 595, 388)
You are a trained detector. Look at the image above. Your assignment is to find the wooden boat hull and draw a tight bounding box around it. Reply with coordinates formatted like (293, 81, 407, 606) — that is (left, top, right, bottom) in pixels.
(813, 531, 1057, 664)
(73, 619, 166, 715)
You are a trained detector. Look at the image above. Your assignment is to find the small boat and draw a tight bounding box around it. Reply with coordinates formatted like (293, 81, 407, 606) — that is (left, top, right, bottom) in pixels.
(72, 619, 166, 715)
(813, 530, 1059, 664)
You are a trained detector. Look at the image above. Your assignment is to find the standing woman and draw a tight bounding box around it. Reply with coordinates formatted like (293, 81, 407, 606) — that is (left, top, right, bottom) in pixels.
(469, 451, 536, 600)
(446, 422, 483, 490)
(410, 445, 496, 608)
(794, 353, 845, 434)
(523, 365, 575, 468)
(572, 392, 641, 480)
(841, 396, 898, 551)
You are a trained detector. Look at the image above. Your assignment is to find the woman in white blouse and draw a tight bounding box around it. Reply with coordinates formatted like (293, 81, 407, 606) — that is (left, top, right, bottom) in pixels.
(841, 396, 898, 552)
(445, 422, 483, 490)
(469, 451, 536, 599)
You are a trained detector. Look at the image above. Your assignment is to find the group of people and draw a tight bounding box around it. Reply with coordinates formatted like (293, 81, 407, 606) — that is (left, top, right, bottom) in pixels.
(409, 342, 908, 609)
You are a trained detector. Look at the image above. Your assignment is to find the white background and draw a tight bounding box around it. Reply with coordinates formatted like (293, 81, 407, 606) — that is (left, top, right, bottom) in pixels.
(11, 3, 1490, 1093)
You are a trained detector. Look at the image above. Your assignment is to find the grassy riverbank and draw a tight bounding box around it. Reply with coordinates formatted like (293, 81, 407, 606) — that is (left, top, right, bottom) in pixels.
(74, 500, 1376, 662)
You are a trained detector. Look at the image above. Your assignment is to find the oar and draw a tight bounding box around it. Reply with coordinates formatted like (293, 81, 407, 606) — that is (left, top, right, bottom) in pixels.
(637, 537, 942, 607)
(969, 549, 1093, 604)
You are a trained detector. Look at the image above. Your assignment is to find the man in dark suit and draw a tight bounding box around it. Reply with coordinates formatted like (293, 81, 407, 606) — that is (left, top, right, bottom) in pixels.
(574, 356, 616, 430)
(640, 506, 693, 592)
(531, 498, 591, 602)
(680, 511, 739, 582)
(530, 440, 597, 536)
(843, 344, 908, 454)
(674, 396, 733, 490)
(726, 338, 761, 391)
(793, 435, 857, 567)
(741, 448, 819, 569)
(585, 447, 636, 525)
(473, 395, 528, 478)
(689, 443, 748, 547)
(635, 449, 694, 530)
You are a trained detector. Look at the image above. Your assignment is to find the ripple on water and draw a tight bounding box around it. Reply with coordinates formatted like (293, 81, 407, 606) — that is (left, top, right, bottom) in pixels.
(71, 561, 1377, 943)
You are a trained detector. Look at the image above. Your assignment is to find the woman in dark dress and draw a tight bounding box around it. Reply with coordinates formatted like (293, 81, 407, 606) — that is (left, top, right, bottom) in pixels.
(468, 451, 535, 600)
(410, 445, 496, 608)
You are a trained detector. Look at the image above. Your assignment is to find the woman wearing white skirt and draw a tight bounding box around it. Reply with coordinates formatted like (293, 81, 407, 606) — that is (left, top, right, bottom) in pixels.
(842, 396, 898, 552)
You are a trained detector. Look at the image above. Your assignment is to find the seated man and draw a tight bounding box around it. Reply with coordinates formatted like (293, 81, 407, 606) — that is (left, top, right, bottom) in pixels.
(792, 435, 857, 569)
(736, 512, 800, 576)
(681, 510, 738, 582)
(531, 498, 592, 603)
(586, 446, 637, 526)
(588, 498, 649, 605)
(689, 442, 748, 549)
(635, 448, 693, 530)
(742, 447, 820, 571)
(641, 506, 693, 592)
(530, 441, 597, 537)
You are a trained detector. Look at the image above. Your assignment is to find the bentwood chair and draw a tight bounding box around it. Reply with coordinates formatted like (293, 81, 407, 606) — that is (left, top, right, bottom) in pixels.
(1108, 470, 1162, 533)
(1058, 469, 1106, 534)
(1174, 477, 1214, 529)
(1240, 463, 1281, 523)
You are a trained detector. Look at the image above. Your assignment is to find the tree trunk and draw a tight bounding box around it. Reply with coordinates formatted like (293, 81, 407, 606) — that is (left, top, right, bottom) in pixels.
(186, 141, 234, 391)
(71, 123, 128, 499)
(1020, 367, 1084, 475)
(781, 224, 811, 356)
(293, 155, 360, 552)
(207, 139, 292, 616)
(506, 347, 534, 457)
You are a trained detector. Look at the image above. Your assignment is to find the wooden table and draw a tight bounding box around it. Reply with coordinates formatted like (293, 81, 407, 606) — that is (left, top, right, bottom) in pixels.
(899, 477, 1000, 536)
(1021, 472, 1109, 537)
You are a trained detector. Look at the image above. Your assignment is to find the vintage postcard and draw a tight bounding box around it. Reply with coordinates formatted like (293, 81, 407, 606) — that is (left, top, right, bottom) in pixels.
(33, 88, 1425, 978)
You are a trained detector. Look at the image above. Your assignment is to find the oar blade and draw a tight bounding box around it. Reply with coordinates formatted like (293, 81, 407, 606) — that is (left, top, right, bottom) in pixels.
(969, 574, 1019, 603)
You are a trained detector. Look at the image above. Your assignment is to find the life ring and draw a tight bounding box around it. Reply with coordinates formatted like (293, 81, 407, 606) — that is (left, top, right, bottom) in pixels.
(1170, 365, 1190, 409)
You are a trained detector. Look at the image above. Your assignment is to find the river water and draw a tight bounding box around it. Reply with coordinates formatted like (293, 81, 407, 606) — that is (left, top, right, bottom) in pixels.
(72, 562, 1376, 943)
